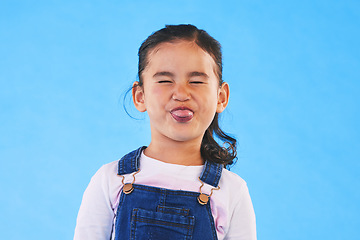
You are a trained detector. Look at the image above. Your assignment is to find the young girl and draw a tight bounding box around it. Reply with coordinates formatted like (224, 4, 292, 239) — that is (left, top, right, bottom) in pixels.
(74, 24, 256, 240)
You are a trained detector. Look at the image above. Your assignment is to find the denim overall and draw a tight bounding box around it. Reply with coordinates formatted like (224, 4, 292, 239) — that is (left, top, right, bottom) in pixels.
(114, 147, 223, 240)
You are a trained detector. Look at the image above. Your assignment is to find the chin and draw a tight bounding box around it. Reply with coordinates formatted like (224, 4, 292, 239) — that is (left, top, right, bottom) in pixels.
(167, 133, 202, 143)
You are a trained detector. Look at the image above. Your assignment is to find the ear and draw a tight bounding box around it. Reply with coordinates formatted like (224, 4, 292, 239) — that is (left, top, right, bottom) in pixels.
(132, 81, 146, 112)
(216, 82, 230, 113)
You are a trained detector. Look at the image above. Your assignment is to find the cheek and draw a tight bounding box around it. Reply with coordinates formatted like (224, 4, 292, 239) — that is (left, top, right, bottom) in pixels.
(197, 93, 218, 119)
(152, 86, 165, 97)
(205, 89, 220, 107)
(144, 87, 166, 109)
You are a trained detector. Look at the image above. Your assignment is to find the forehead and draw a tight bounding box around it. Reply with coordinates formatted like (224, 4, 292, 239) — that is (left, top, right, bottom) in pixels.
(150, 40, 204, 55)
(145, 40, 217, 73)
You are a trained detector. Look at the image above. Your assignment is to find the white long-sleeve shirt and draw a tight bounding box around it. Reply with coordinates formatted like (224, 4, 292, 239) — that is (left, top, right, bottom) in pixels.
(74, 151, 256, 240)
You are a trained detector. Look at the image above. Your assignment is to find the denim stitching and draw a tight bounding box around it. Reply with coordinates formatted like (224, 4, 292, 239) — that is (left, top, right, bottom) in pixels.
(118, 156, 123, 175)
(133, 218, 193, 228)
(132, 147, 140, 172)
(133, 184, 199, 197)
(131, 154, 136, 173)
(186, 217, 195, 239)
(211, 163, 217, 186)
(202, 161, 211, 183)
(118, 147, 145, 175)
(212, 163, 221, 187)
(130, 209, 138, 240)
(216, 164, 223, 185)
(206, 202, 218, 240)
(157, 205, 190, 216)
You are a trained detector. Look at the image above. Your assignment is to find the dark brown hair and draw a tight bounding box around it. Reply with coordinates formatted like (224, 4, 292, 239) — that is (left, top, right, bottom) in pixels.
(137, 24, 237, 168)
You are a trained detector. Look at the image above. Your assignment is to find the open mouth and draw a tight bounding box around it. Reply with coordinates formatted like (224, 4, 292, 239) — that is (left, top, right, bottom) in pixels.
(170, 107, 194, 123)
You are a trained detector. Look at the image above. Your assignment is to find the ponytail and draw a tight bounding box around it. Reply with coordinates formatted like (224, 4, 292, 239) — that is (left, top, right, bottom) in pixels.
(201, 113, 237, 168)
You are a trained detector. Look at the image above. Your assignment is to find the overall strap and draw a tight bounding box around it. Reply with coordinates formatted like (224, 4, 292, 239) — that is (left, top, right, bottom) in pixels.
(199, 161, 223, 187)
(118, 146, 147, 175)
(118, 146, 223, 187)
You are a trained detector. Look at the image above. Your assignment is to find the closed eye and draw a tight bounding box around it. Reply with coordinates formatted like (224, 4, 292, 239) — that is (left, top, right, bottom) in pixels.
(158, 80, 172, 83)
(190, 81, 205, 84)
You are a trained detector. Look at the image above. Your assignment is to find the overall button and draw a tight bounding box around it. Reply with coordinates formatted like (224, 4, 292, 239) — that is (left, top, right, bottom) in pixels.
(123, 183, 134, 194)
(197, 193, 209, 205)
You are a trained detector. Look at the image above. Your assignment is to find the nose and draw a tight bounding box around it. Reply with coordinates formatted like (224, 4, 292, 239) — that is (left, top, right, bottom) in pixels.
(172, 83, 190, 101)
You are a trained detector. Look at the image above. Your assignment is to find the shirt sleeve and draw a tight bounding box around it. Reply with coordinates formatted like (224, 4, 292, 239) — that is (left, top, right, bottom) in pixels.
(74, 165, 115, 240)
(224, 183, 257, 240)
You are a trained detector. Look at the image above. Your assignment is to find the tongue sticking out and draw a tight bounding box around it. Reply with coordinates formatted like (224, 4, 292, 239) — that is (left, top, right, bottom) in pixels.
(171, 109, 194, 122)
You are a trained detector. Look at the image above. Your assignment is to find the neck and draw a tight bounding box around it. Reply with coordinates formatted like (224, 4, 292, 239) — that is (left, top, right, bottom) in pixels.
(144, 139, 204, 166)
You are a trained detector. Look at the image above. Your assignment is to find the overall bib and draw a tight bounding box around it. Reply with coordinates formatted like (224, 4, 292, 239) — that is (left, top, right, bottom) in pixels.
(114, 147, 223, 240)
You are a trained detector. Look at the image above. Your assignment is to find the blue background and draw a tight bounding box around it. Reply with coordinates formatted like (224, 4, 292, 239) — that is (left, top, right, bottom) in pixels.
(1, 0, 359, 239)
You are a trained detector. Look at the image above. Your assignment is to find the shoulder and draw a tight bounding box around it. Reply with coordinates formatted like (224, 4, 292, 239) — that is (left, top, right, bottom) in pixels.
(85, 160, 120, 198)
(83, 160, 124, 209)
(91, 160, 121, 191)
(218, 168, 251, 207)
(93, 160, 118, 179)
(84, 160, 119, 190)
(220, 168, 248, 191)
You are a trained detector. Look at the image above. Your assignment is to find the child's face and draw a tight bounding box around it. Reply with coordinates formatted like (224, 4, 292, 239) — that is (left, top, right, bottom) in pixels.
(133, 40, 229, 144)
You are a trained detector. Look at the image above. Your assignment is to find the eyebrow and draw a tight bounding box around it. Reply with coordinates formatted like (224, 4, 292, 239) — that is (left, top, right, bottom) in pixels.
(153, 71, 174, 78)
(188, 71, 209, 78)
(153, 71, 209, 78)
